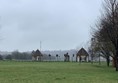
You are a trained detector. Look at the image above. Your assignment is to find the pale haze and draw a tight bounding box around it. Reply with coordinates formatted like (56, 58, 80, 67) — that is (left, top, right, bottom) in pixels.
(0, 0, 102, 52)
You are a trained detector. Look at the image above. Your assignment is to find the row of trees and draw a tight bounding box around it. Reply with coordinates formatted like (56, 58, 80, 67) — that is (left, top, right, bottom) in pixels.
(0, 51, 32, 60)
(90, 0, 118, 71)
(0, 50, 75, 61)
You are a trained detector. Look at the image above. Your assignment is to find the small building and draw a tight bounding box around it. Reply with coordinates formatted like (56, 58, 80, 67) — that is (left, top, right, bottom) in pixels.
(76, 48, 89, 62)
(32, 49, 42, 61)
(64, 53, 70, 62)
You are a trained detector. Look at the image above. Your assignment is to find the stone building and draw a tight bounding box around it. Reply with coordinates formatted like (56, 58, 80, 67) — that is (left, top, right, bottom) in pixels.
(32, 49, 42, 61)
(76, 48, 89, 62)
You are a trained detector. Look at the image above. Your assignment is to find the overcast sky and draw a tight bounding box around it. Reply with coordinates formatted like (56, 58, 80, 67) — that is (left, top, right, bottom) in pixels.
(0, 0, 102, 52)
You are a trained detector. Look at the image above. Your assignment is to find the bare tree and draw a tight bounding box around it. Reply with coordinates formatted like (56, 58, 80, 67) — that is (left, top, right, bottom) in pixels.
(91, 0, 118, 71)
(48, 54, 51, 61)
(102, 0, 118, 71)
(56, 54, 58, 61)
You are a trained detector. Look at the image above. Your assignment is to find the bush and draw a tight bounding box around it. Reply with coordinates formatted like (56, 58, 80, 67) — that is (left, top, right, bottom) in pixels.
(5, 55, 12, 60)
(0, 55, 3, 60)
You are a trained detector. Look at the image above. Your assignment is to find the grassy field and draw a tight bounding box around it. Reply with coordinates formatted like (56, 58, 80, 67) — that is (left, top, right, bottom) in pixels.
(0, 61, 118, 83)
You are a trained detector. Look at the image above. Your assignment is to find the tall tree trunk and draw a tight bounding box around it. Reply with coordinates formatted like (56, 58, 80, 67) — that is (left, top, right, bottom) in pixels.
(115, 56, 118, 71)
(91, 55, 93, 64)
(106, 56, 110, 67)
(112, 57, 116, 67)
(99, 53, 101, 65)
(115, 49, 118, 71)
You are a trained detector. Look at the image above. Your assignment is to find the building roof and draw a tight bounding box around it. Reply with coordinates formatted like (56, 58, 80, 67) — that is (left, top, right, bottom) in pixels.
(77, 48, 89, 57)
(32, 49, 42, 57)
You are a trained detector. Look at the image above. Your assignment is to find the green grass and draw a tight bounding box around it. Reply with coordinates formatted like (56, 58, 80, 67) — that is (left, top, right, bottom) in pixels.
(0, 61, 118, 83)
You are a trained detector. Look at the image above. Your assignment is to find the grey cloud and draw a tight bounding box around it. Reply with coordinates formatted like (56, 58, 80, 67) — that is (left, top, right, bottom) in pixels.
(0, 0, 102, 51)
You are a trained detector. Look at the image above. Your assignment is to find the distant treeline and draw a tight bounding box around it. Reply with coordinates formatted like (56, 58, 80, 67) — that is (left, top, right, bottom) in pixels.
(0, 51, 55, 61)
